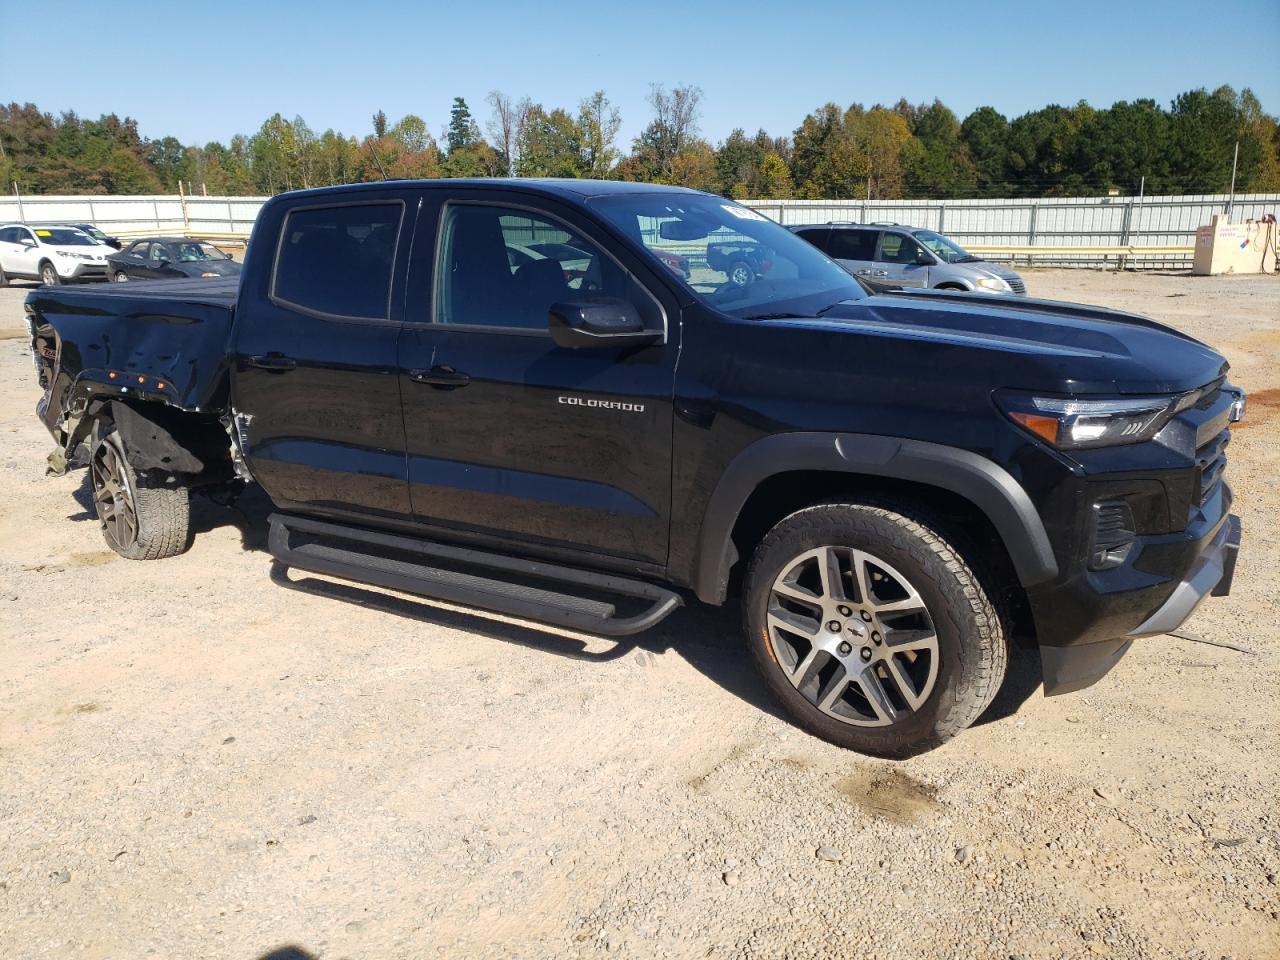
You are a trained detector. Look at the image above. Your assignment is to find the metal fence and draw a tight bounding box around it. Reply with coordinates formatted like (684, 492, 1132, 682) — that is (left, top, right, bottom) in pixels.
(3, 190, 1278, 268)
(742, 194, 1280, 267)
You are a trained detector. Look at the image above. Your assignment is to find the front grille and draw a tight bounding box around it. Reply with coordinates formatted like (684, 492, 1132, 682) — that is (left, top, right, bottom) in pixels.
(1005, 277, 1027, 295)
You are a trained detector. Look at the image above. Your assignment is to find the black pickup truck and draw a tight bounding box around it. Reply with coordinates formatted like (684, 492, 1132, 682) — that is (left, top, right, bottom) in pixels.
(25, 179, 1244, 757)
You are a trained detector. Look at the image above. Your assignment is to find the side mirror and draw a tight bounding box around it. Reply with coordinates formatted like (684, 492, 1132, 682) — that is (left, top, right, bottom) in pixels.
(915, 248, 934, 266)
(549, 298, 660, 349)
(21, 238, 36, 248)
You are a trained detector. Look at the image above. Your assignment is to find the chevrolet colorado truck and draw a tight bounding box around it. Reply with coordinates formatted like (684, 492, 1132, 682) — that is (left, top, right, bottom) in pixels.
(25, 179, 1244, 757)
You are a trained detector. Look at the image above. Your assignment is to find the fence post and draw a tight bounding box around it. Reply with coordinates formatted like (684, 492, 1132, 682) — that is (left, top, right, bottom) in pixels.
(227, 199, 235, 234)
(152, 198, 161, 230)
(1026, 203, 1039, 268)
(937, 204, 946, 235)
(1118, 197, 1134, 271)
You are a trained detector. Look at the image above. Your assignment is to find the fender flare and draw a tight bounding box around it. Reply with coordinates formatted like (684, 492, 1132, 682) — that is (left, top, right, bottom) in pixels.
(692, 431, 1058, 603)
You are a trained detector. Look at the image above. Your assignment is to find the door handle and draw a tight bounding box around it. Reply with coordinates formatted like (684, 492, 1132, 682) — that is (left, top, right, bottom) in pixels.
(409, 365, 471, 388)
(247, 353, 297, 372)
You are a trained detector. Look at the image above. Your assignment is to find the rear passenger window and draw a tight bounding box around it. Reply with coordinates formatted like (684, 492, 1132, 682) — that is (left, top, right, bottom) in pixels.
(827, 230, 877, 261)
(273, 203, 402, 319)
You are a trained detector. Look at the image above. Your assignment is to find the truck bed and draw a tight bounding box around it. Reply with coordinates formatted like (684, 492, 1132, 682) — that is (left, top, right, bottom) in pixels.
(28, 277, 239, 419)
(30, 275, 240, 309)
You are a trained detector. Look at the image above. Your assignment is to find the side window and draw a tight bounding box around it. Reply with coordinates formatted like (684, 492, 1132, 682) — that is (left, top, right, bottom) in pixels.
(793, 228, 832, 254)
(273, 202, 402, 320)
(435, 204, 630, 331)
(827, 229, 877, 261)
(0, 228, 13, 243)
(878, 232, 921, 264)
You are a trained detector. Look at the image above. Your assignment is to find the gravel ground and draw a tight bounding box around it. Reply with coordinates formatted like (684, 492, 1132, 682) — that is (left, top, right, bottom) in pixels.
(1, 270, 1277, 960)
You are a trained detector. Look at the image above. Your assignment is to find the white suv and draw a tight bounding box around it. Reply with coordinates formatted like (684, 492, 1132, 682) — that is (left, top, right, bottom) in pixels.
(0, 224, 114, 286)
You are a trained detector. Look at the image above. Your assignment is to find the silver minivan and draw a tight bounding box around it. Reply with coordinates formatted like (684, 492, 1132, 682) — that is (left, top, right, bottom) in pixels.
(790, 223, 1026, 296)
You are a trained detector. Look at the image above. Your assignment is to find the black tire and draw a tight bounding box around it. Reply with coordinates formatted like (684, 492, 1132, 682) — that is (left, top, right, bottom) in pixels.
(90, 428, 193, 561)
(40, 261, 62, 286)
(743, 501, 1007, 758)
(0, 262, 8, 287)
(112, 270, 129, 282)
(728, 260, 753, 287)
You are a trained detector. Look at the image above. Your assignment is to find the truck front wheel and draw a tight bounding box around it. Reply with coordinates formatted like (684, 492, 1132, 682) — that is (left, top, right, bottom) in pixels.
(743, 502, 1007, 757)
(90, 430, 193, 560)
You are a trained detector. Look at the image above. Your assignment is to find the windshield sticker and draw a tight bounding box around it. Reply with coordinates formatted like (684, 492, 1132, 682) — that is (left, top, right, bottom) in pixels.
(36, 230, 52, 237)
(721, 204, 767, 222)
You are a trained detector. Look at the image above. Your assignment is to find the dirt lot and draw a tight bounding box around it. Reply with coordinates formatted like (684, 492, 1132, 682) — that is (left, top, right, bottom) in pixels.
(1, 270, 1277, 960)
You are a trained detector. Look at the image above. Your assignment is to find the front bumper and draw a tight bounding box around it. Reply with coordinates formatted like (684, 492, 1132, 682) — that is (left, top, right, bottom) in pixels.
(1040, 512, 1241, 695)
(60, 261, 108, 281)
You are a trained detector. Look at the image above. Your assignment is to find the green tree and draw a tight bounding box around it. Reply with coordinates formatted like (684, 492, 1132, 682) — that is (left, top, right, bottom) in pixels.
(578, 90, 621, 178)
(517, 106, 585, 178)
(960, 107, 1011, 196)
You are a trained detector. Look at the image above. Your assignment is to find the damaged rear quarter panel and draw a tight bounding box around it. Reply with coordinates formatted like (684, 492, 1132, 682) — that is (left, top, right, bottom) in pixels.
(29, 286, 236, 436)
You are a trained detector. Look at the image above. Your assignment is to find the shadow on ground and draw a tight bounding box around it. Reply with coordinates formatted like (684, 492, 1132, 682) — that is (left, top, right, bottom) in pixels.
(69, 467, 1041, 743)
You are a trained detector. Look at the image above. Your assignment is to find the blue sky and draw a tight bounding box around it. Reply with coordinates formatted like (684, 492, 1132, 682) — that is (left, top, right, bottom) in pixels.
(3, 0, 1277, 148)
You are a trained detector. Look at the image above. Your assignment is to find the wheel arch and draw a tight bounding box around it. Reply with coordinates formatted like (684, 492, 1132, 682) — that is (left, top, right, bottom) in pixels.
(691, 432, 1058, 605)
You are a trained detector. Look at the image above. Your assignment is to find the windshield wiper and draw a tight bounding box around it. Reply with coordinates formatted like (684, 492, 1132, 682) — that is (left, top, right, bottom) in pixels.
(744, 300, 851, 321)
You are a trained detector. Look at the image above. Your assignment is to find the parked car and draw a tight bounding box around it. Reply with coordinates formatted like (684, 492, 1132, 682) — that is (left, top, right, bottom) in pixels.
(706, 239, 773, 287)
(0, 223, 114, 285)
(66, 223, 122, 250)
(791, 223, 1026, 295)
(108, 237, 241, 282)
(25, 180, 1243, 758)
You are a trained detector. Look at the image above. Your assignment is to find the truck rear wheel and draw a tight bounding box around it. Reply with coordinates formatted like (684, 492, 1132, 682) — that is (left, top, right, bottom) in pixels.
(90, 429, 193, 560)
(743, 501, 1007, 757)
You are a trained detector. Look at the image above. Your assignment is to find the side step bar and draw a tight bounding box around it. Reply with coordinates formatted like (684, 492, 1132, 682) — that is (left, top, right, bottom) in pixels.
(267, 513, 682, 636)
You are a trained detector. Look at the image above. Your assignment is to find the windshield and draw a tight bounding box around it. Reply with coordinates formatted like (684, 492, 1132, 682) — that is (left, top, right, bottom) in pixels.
(589, 193, 865, 318)
(174, 242, 225, 261)
(35, 228, 94, 246)
(79, 226, 109, 242)
(913, 230, 978, 264)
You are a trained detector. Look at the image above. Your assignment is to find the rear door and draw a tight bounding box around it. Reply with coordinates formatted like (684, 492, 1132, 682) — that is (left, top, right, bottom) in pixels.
(231, 195, 415, 522)
(875, 231, 930, 288)
(826, 228, 879, 279)
(397, 190, 679, 566)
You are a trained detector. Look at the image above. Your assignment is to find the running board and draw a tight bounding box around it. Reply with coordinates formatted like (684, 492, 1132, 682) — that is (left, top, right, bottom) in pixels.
(267, 513, 682, 636)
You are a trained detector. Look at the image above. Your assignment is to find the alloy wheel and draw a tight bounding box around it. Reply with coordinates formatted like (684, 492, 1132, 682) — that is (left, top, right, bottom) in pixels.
(41, 264, 58, 285)
(91, 439, 139, 551)
(766, 545, 940, 726)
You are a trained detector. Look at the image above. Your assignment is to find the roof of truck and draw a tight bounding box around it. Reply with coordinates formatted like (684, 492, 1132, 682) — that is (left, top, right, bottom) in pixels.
(276, 178, 702, 203)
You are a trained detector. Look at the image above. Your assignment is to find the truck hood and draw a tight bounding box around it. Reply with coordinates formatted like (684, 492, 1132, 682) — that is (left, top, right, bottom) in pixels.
(812, 290, 1227, 395)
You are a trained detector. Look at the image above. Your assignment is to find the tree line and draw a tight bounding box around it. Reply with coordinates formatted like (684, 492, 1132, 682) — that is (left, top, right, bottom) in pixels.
(1, 84, 1277, 200)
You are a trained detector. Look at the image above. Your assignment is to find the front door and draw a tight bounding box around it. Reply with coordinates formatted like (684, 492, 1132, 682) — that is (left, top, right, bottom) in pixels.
(398, 193, 678, 566)
(875, 231, 931, 288)
(231, 197, 414, 522)
(12, 227, 43, 276)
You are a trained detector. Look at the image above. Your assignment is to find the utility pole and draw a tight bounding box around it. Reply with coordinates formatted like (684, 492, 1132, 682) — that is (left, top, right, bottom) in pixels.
(1227, 141, 1239, 221)
(13, 181, 25, 224)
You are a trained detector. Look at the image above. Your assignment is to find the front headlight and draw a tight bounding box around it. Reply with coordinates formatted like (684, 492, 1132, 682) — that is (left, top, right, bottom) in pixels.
(975, 276, 1009, 291)
(200, 271, 219, 278)
(55, 251, 92, 260)
(996, 390, 1194, 449)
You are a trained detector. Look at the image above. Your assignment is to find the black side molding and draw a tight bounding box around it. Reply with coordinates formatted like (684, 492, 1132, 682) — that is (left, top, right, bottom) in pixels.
(268, 513, 682, 636)
(693, 432, 1060, 604)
